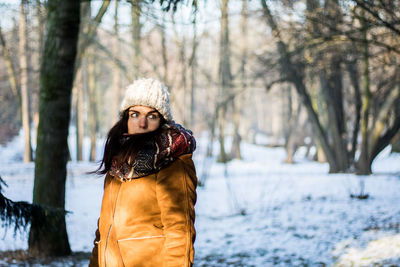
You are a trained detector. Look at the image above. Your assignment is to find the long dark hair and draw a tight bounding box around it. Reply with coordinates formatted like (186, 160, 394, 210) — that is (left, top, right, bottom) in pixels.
(94, 108, 165, 175)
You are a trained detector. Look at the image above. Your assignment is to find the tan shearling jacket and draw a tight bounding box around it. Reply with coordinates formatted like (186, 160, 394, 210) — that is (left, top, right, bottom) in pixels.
(89, 154, 197, 267)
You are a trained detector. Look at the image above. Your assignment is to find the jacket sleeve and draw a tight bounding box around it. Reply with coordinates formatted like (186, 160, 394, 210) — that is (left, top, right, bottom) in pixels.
(88, 219, 100, 267)
(156, 155, 197, 267)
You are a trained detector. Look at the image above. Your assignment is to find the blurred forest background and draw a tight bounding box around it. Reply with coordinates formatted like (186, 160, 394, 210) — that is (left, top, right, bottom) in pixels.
(0, 0, 400, 259)
(1, 0, 400, 174)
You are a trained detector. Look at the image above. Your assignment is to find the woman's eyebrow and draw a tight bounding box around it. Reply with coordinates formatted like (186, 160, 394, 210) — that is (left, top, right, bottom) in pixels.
(129, 109, 157, 114)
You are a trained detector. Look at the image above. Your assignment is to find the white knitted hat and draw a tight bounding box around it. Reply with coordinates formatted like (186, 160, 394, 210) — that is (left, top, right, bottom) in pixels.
(120, 78, 172, 121)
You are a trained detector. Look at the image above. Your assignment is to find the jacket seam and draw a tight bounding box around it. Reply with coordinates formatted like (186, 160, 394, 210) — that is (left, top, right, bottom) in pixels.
(118, 235, 166, 242)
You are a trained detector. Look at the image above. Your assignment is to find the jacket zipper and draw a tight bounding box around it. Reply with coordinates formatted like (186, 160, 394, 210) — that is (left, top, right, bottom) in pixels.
(104, 180, 122, 267)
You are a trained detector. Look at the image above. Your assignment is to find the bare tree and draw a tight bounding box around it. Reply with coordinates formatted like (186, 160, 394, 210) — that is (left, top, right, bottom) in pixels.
(28, 0, 80, 256)
(259, 0, 400, 174)
(260, 0, 338, 172)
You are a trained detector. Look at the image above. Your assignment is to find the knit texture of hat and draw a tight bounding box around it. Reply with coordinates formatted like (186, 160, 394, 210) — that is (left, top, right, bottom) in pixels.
(120, 78, 172, 121)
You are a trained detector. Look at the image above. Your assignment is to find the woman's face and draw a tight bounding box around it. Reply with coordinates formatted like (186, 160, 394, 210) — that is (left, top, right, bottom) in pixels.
(127, 106, 161, 134)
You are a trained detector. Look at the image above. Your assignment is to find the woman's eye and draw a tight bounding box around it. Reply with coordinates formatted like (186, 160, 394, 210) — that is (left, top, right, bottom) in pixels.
(130, 113, 138, 118)
(148, 114, 158, 120)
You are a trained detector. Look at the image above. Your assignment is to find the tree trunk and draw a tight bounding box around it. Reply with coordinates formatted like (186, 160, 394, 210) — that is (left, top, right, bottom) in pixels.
(112, 0, 121, 124)
(75, 1, 91, 162)
(392, 132, 400, 153)
(33, 0, 46, 159)
(217, 0, 232, 163)
(357, 8, 372, 174)
(35, 0, 45, 58)
(131, 0, 142, 79)
(0, 26, 20, 102)
(161, 14, 169, 87)
(28, 0, 80, 257)
(88, 50, 98, 162)
(76, 68, 84, 161)
(230, 0, 247, 160)
(323, 0, 349, 171)
(19, 0, 33, 162)
(189, 1, 198, 129)
(345, 58, 362, 163)
(180, 38, 188, 126)
(285, 104, 302, 163)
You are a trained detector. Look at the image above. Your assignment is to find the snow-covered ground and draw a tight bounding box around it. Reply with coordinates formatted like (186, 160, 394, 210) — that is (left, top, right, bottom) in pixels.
(1, 132, 400, 266)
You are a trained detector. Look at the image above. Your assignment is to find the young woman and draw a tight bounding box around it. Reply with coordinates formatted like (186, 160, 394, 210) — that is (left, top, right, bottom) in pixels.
(89, 78, 197, 267)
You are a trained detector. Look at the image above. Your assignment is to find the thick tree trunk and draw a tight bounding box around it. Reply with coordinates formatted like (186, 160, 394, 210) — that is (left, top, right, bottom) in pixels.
(28, 0, 80, 257)
(19, 0, 33, 162)
(307, 0, 349, 171)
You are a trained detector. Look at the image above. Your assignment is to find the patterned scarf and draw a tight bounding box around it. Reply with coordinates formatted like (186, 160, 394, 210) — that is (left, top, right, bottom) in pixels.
(109, 122, 196, 182)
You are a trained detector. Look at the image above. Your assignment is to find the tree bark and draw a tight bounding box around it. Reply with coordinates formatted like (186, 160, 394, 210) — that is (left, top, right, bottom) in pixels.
(28, 0, 80, 257)
(19, 0, 33, 162)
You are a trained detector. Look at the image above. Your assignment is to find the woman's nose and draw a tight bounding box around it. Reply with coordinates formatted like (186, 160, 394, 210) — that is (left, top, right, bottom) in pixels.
(138, 116, 148, 128)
